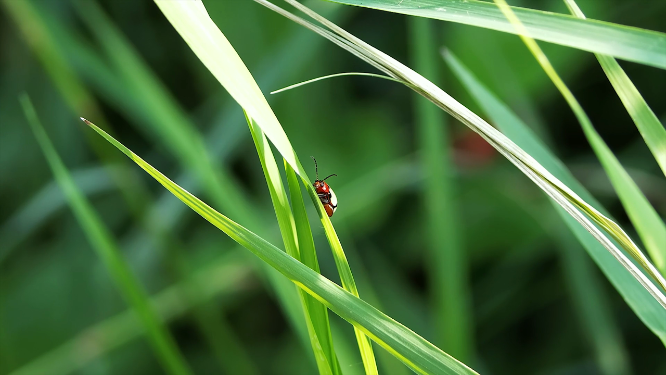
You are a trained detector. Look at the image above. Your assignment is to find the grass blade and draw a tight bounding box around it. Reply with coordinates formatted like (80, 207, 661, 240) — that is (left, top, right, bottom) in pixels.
(271, 72, 399, 94)
(564, 0, 666, 272)
(20, 95, 192, 375)
(408, 17, 472, 360)
(153, 1, 378, 371)
(247, 114, 341, 375)
(285, 161, 342, 375)
(253, 0, 666, 309)
(442, 50, 666, 344)
(327, 0, 666, 69)
(83, 118, 478, 375)
(492, 0, 666, 279)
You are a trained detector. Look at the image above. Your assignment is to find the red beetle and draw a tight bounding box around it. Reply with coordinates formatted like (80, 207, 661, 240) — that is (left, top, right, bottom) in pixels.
(311, 157, 337, 217)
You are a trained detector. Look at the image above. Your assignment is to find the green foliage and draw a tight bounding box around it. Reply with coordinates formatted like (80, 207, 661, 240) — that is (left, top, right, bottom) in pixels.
(3, 0, 666, 373)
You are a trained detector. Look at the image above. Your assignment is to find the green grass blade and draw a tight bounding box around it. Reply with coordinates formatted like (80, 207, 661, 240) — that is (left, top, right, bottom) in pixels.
(593, 54, 666, 178)
(8, 251, 252, 375)
(83, 118, 478, 375)
(408, 17, 472, 361)
(20, 96, 192, 375)
(564, 0, 666, 273)
(442, 50, 666, 344)
(285, 161, 342, 375)
(247, 114, 339, 374)
(154, 1, 378, 371)
(492, 0, 666, 280)
(327, 0, 666, 69)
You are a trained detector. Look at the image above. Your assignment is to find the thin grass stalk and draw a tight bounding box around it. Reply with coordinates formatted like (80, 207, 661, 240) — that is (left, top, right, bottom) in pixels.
(408, 17, 472, 361)
(285, 162, 343, 375)
(563, 0, 666, 272)
(255, 0, 666, 309)
(20, 96, 192, 375)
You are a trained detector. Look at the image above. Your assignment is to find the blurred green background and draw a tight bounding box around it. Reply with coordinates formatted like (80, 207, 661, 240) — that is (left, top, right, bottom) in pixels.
(1, 0, 665, 374)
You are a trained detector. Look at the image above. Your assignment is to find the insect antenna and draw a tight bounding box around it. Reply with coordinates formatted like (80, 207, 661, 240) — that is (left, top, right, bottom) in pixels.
(323, 174, 337, 181)
(311, 156, 319, 180)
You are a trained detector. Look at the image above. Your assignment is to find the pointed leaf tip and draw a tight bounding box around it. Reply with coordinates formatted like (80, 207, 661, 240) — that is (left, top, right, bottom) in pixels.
(80, 117, 92, 125)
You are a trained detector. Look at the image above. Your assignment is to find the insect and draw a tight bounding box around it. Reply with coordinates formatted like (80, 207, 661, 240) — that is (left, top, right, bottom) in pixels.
(311, 156, 338, 217)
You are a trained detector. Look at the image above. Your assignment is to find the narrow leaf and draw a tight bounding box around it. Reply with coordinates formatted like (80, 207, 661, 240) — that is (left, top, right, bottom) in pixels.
(564, 0, 666, 274)
(327, 0, 666, 69)
(286, 161, 343, 375)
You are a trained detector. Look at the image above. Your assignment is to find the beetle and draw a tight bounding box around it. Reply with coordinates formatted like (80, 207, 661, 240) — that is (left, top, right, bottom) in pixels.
(311, 156, 338, 217)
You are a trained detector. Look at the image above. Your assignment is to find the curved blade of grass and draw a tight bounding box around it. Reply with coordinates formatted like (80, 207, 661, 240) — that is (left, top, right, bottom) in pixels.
(8, 251, 252, 375)
(83, 118, 478, 375)
(564, 0, 666, 271)
(20, 96, 192, 375)
(153, 1, 378, 371)
(271, 72, 399, 94)
(408, 17, 472, 360)
(442, 49, 654, 355)
(492, 0, 666, 280)
(285, 161, 342, 375)
(327, 0, 666, 69)
(254, 0, 666, 309)
(247, 114, 341, 375)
